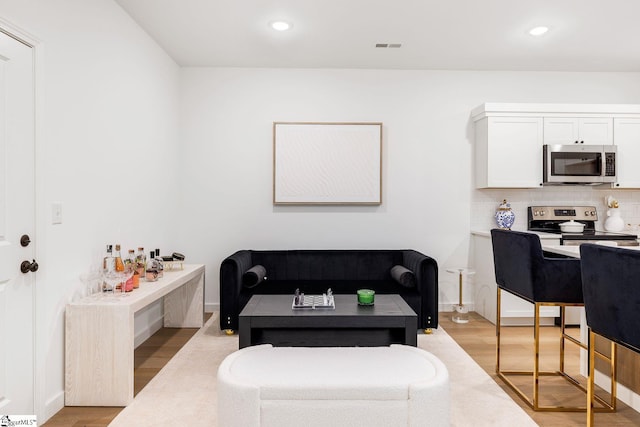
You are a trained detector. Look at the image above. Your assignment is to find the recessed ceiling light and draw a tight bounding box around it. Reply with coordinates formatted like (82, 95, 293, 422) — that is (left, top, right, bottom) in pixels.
(270, 21, 292, 31)
(529, 26, 549, 36)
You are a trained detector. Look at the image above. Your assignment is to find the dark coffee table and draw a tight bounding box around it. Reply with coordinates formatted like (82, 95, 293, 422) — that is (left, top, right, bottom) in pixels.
(238, 294, 417, 348)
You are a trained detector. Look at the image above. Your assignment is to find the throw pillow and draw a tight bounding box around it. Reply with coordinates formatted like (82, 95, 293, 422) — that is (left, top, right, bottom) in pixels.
(390, 265, 416, 288)
(242, 265, 267, 288)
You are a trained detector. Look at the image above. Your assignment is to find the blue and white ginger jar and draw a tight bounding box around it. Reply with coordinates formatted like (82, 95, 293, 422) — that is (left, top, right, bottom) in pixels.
(495, 199, 515, 230)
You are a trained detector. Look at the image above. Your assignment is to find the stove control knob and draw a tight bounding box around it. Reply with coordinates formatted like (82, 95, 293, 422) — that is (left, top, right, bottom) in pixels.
(590, 210, 596, 216)
(585, 211, 590, 216)
(539, 211, 545, 216)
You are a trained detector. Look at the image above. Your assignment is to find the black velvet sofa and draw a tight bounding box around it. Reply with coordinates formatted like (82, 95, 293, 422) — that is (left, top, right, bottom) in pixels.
(219, 249, 439, 332)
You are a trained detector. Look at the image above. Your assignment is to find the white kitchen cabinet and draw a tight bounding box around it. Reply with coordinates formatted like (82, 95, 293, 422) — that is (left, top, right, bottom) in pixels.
(471, 232, 560, 325)
(474, 116, 543, 188)
(613, 118, 640, 188)
(472, 103, 640, 189)
(543, 117, 613, 145)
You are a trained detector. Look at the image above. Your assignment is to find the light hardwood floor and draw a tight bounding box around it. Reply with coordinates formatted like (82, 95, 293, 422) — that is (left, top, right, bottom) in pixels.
(441, 312, 640, 427)
(44, 312, 640, 426)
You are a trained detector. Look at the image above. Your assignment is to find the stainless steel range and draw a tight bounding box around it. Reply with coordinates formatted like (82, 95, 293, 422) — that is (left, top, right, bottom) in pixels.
(527, 206, 639, 246)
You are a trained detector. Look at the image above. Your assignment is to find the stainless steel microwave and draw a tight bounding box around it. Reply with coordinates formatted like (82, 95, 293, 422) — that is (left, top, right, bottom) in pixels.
(543, 144, 616, 185)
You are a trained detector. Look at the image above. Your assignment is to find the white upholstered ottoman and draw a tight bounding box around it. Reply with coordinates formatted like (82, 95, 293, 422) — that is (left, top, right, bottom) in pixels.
(217, 344, 449, 427)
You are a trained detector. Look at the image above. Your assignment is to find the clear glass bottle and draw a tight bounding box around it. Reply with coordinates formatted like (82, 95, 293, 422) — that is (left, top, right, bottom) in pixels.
(135, 247, 146, 280)
(145, 250, 159, 282)
(125, 249, 135, 270)
(102, 244, 115, 292)
(155, 248, 164, 278)
(125, 249, 137, 291)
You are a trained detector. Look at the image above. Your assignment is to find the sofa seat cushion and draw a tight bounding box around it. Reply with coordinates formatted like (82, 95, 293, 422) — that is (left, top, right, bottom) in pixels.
(222, 344, 444, 401)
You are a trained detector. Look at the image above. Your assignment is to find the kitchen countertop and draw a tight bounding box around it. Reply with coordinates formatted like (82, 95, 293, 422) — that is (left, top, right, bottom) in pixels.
(540, 244, 580, 257)
(542, 243, 640, 258)
(471, 228, 560, 239)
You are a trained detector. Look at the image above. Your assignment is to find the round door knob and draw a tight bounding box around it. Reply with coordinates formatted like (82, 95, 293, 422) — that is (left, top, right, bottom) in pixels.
(20, 234, 31, 247)
(20, 259, 39, 274)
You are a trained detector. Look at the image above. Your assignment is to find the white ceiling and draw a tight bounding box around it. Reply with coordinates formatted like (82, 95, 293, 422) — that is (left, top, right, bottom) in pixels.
(114, 0, 640, 71)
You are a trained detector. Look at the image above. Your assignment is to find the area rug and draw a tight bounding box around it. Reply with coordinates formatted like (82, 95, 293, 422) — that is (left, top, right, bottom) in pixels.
(109, 314, 537, 426)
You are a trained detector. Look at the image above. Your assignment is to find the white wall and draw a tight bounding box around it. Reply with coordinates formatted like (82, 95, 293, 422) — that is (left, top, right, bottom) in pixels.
(3, 1, 640, 420)
(178, 68, 640, 313)
(1, 0, 180, 421)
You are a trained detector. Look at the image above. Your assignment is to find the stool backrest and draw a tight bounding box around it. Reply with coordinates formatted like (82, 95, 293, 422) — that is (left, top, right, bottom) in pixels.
(491, 229, 539, 302)
(580, 244, 640, 353)
(491, 229, 583, 304)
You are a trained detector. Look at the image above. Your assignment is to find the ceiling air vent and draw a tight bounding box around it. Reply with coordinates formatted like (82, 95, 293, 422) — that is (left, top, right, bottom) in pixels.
(375, 43, 402, 48)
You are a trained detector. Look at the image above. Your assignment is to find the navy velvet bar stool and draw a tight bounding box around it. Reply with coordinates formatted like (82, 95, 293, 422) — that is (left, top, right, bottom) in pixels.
(580, 243, 640, 426)
(490, 229, 616, 412)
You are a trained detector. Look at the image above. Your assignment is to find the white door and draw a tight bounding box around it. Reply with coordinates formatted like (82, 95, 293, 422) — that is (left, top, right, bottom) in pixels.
(0, 29, 36, 414)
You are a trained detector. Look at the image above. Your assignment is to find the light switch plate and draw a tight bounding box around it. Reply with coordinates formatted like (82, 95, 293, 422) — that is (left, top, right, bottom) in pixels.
(52, 202, 62, 224)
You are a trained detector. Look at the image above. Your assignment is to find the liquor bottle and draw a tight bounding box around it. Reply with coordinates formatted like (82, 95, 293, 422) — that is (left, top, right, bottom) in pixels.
(125, 249, 137, 291)
(125, 249, 135, 271)
(155, 248, 164, 278)
(102, 244, 115, 292)
(114, 244, 125, 290)
(146, 250, 159, 282)
(135, 247, 146, 279)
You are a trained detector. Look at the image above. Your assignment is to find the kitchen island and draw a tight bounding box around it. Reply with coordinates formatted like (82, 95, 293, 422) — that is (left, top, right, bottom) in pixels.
(541, 243, 640, 414)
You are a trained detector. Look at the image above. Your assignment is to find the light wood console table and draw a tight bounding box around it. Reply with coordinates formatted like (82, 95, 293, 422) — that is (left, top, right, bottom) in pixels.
(65, 264, 205, 406)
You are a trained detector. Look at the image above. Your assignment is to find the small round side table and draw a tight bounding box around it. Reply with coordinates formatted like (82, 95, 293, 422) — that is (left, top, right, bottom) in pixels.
(446, 267, 476, 324)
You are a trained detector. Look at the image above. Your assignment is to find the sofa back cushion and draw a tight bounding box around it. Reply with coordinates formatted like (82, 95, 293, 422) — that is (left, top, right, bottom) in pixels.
(251, 250, 404, 282)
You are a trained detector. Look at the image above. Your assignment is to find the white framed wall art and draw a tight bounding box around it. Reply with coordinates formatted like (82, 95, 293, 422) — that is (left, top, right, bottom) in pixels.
(273, 122, 382, 205)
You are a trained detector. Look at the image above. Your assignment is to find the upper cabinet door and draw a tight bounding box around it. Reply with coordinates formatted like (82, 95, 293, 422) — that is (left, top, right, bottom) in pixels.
(543, 117, 613, 145)
(543, 118, 579, 144)
(475, 117, 543, 188)
(613, 118, 640, 188)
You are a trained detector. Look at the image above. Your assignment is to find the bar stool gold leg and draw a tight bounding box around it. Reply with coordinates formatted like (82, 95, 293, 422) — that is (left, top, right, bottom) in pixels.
(496, 296, 616, 413)
(587, 329, 596, 427)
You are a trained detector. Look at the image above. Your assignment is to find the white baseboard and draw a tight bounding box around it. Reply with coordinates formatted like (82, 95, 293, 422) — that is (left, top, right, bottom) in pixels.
(44, 390, 64, 423)
(205, 302, 219, 313)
